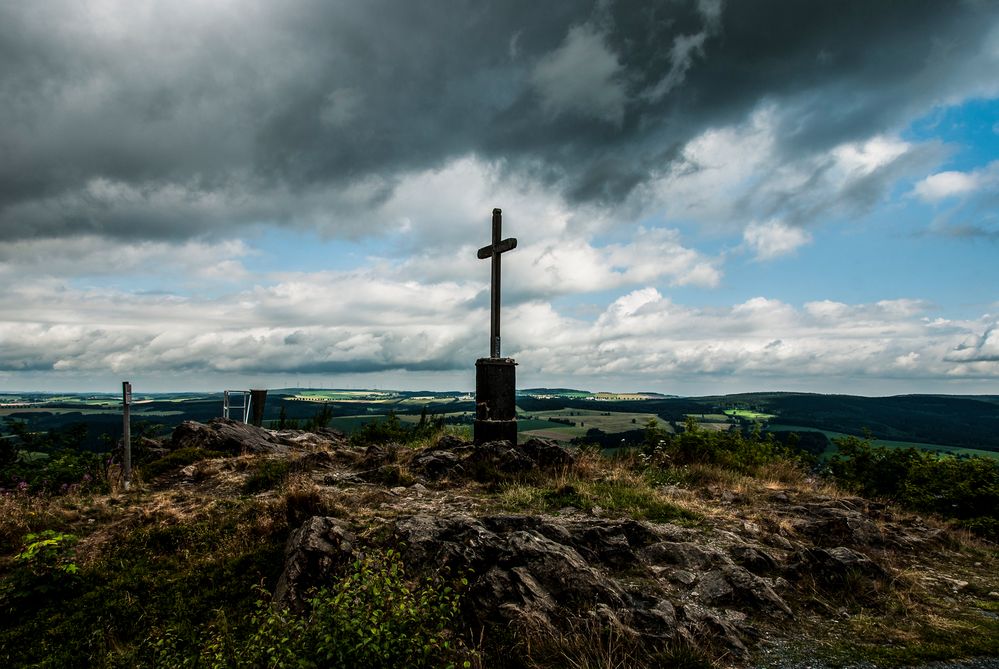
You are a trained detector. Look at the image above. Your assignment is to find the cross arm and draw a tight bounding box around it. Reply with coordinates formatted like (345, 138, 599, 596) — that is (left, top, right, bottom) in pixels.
(477, 238, 517, 259)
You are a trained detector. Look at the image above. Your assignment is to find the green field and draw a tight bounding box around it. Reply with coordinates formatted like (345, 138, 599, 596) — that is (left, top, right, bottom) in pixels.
(0, 408, 183, 417)
(394, 396, 461, 407)
(724, 409, 776, 421)
(516, 410, 671, 442)
(292, 390, 399, 402)
(513, 418, 558, 432)
(522, 409, 668, 431)
(326, 416, 386, 432)
(766, 424, 999, 461)
(685, 413, 731, 422)
(518, 428, 583, 441)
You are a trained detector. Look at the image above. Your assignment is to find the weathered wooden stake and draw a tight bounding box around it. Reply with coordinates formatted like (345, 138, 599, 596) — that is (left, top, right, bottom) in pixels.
(122, 381, 132, 491)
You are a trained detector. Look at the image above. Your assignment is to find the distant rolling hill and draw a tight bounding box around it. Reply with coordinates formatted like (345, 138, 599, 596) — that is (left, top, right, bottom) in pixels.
(720, 393, 999, 453)
(517, 392, 999, 453)
(3, 389, 998, 455)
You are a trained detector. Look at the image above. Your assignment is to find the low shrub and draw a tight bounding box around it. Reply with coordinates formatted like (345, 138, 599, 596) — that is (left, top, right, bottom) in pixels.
(141, 447, 224, 480)
(199, 549, 475, 669)
(827, 436, 999, 540)
(242, 458, 291, 493)
(638, 417, 799, 482)
(0, 530, 81, 619)
(0, 499, 289, 667)
(0, 421, 110, 495)
(351, 410, 445, 447)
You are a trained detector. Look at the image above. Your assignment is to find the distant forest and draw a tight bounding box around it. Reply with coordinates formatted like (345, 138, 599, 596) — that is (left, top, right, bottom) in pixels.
(519, 393, 999, 453)
(3, 391, 998, 454)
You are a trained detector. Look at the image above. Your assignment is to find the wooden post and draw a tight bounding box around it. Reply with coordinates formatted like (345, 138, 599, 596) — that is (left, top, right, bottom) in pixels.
(122, 381, 131, 491)
(250, 389, 268, 427)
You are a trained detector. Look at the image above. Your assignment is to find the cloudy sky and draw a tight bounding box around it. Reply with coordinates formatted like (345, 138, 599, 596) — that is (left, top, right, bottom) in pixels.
(2, 0, 999, 395)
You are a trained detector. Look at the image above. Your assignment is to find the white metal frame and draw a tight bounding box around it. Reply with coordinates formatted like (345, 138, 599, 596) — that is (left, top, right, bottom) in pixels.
(223, 389, 252, 423)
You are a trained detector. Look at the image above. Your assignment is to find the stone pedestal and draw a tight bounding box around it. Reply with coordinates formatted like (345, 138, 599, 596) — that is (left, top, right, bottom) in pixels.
(474, 357, 517, 445)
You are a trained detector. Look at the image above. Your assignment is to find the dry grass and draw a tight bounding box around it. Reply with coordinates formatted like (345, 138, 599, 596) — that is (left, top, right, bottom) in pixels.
(570, 448, 616, 480)
(0, 492, 83, 552)
(752, 458, 810, 488)
(503, 615, 713, 669)
(281, 473, 349, 525)
(494, 455, 702, 523)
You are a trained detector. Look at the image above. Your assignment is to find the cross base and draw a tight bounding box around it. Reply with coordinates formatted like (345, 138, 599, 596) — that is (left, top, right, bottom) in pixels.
(474, 357, 517, 445)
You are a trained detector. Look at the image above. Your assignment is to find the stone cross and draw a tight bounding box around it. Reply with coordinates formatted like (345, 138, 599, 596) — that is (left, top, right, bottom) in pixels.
(477, 208, 517, 358)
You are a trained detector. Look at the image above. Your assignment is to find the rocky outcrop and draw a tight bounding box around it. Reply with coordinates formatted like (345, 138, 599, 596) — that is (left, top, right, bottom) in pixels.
(273, 516, 357, 611)
(172, 418, 289, 454)
(177, 428, 967, 663)
(409, 438, 574, 481)
(171, 419, 348, 455)
(781, 495, 944, 550)
(787, 546, 889, 588)
(275, 512, 805, 658)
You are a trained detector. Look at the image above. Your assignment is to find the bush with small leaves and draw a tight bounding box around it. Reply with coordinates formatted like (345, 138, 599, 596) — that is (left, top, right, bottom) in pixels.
(0, 530, 81, 617)
(205, 548, 475, 668)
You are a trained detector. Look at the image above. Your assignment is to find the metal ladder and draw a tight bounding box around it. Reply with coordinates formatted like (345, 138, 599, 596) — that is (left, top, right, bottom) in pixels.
(223, 390, 252, 423)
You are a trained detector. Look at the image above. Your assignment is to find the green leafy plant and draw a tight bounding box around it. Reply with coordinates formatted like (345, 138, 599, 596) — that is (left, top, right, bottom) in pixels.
(0, 530, 81, 618)
(209, 548, 475, 669)
(15, 529, 79, 576)
(1, 499, 289, 667)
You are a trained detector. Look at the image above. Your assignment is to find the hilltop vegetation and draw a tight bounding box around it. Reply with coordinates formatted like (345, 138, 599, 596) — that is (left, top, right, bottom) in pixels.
(1, 414, 998, 667)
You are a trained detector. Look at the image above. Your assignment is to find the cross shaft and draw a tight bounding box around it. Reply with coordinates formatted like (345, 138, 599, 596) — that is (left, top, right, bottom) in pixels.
(477, 208, 517, 357)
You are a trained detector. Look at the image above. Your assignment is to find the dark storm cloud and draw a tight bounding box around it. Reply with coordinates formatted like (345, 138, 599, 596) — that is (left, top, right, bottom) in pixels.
(1, 0, 996, 242)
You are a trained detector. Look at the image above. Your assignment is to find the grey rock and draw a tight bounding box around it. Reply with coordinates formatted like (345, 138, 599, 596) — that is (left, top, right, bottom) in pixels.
(373, 514, 697, 649)
(272, 428, 349, 451)
(728, 543, 780, 575)
(792, 511, 886, 548)
(668, 569, 698, 586)
(362, 442, 400, 467)
(787, 546, 888, 587)
(520, 437, 575, 469)
(274, 516, 356, 611)
(639, 541, 726, 569)
(465, 440, 537, 475)
(409, 438, 575, 481)
(275, 513, 785, 659)
(171, 418, 288, 455)
(410, 449, 465, 480)
(698, 565, 792, 614)
(679, 603, 749, 657)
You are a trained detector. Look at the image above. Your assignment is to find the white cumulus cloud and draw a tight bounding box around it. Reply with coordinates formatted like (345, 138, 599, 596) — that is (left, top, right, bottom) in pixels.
(742, 219, 812, 260)
(914, 161, 999, 202)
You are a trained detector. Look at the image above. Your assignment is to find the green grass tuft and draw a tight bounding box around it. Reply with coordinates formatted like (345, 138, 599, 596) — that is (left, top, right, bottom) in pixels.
(141, 446, 225, 480)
